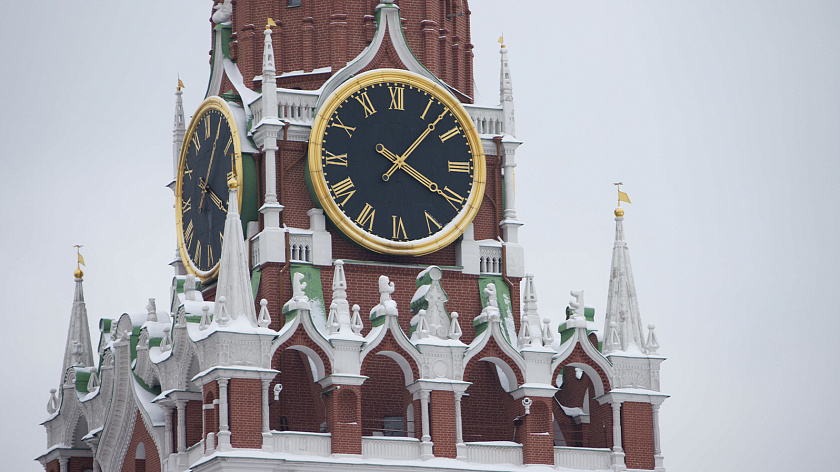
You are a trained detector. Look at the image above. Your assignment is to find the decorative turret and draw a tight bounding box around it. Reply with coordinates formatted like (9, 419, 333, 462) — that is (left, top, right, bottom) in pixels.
(601, 186, 649, 356)
(215, 178, 258, 327)
(60, 248, 94, 386)
(499, 36, 515, 137)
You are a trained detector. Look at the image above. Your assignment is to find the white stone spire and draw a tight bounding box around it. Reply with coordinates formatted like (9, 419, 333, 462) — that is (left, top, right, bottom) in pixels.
(173, 80, 186, 178)
(61, 271, 95, 384)
(215, 179, 258, 327)
(499, 41, 515, 137)
(519, 274, 543, 348)
(602, 208, 648, 355)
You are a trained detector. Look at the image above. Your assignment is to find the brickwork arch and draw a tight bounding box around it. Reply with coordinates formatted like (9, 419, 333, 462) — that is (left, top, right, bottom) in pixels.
(360, 330, 420, 385)
(551, 344, 611, 397)
(463, 336, 525, 386)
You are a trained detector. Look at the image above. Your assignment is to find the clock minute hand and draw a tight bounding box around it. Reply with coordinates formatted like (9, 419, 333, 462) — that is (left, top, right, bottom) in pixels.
(375, 145, 439, 193)
(382, 109, 448, 181)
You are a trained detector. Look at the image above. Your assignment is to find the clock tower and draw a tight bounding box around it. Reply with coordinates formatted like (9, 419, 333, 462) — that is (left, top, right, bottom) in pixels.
(40, 2, 668, 472)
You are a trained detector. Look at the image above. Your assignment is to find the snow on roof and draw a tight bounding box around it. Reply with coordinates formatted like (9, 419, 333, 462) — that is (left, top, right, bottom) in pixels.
(132, 375, 165, 426)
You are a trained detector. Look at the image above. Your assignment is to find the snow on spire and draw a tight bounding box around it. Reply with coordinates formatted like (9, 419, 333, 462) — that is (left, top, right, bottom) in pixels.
(214, 179, 258, 327)
(60, 265, 94, 385)
(602, 208, 649, 356)
(499, 40, 516, 136)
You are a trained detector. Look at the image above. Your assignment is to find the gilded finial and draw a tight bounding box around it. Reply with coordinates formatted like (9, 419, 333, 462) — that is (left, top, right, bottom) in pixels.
(73, 245, 85, 278)
(177, 76, 185, 92)
(613, 182, 631, 217)
(228, 177, 238, 189)
(266, 17, 277, 30)
(498, 34, 505, 48)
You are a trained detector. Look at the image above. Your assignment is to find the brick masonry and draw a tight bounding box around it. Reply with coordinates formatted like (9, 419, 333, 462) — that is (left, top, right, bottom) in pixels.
(122, 410, 161, 472)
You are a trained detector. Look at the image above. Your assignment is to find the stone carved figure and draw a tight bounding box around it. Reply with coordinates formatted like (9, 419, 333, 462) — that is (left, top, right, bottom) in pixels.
(293, 272, 307, 299)
(146, 298, 157, 322)
(212, 0, 232, 24)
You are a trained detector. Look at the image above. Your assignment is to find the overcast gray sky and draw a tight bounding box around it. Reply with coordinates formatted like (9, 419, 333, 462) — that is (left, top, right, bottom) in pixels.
(2, 1, 838, 471)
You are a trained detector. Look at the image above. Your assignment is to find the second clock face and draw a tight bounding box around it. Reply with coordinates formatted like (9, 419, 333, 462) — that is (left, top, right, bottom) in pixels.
(176, 97, 242, 279)
(309, 70, 485, 255)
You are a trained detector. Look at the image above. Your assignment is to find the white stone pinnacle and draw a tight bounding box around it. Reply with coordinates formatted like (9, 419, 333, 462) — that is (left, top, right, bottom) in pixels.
(215, 182, 259, 327)
(60, 276, 94, 387)
(602, 215, 649, 355)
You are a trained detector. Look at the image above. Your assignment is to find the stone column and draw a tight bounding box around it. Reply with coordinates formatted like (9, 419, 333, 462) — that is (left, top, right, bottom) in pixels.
(176, 400, 187, 453)
(163, 405, 173, 457)
(454, 391, 466, 460)
(58, 457, 68, 472)
(262, 379, 272, 451)
(419, 390, 433, 459)
(653, 403, 665, 471)
(218, 378, 231, 450)
(611, 401, 626, 471)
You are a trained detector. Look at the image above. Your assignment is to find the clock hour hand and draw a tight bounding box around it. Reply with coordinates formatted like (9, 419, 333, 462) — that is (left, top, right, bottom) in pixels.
(381, 109, 448, 181)
(198, 178, 208, 213)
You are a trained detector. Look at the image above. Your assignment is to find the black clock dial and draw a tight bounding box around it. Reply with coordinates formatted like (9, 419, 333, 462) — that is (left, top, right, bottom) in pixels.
(177, 99, 241, 277)
(310, 71, 484, 255)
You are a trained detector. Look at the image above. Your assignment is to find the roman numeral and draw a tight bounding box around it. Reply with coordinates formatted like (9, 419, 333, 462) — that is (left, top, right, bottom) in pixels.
(331, 116, 356, 138)
(420, 98, 433, 120)
(195, 241, 202, 266)
(191, 133, 201, 152)
(439, 127, 460, 143)
(184, 220, 194, 248)
(448, 161, 470, 173)
(424, 211, 442, 234)
(355, 203, 375, 231)
(181, 197, 192, 213)
(219, 232, 224, 244)
(203, 115, 211, 138)
(392, 216, 407, 240)
(354, 92, 377, 118)
(207, 244, 214, 267)
(224, 137, 232, 155)
(183, 163, 193, 179)
(330, 177, 356, 206)
(325, 150, 348, 166)
(389, 86, 404, 110)
(441, 186, 465, 210)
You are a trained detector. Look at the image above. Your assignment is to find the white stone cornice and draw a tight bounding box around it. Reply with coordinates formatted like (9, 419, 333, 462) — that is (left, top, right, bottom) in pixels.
(595, 390, 669, 407)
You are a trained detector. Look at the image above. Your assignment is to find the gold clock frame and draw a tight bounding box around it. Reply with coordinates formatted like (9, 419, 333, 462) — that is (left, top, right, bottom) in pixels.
(308, 69, 486, 256)
(175, 96, 243, 281)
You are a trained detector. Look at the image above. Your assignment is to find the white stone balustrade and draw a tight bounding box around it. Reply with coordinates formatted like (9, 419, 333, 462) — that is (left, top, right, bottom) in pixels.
(463, 104, 506, 135)
(267, 431, 331, 456)
(479, 245, 503, 275)
(553, 447, 612, 470)
(464, 442, 523, 465)
(361, 436, 421, 460)
(288, 231, 313, 263)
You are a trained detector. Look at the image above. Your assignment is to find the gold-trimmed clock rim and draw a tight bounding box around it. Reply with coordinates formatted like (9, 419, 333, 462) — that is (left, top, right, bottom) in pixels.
(175, 96, 244, 280)
(308, 69, 486, 256)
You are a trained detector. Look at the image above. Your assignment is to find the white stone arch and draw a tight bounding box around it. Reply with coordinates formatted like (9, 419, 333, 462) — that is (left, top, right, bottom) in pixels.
(286, 345, 326, 382)
(478, 356, 518, 393)
(375, 351, 416, 386)
(184, 352, 201, 391)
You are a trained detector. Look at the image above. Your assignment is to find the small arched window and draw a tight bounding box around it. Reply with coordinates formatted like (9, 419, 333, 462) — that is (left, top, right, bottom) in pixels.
(135, 442, 146, 472)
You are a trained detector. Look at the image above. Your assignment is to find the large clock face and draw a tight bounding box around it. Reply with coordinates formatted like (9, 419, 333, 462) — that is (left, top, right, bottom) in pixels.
(308, 69, 485, 255)
(176, 97, 242, 279)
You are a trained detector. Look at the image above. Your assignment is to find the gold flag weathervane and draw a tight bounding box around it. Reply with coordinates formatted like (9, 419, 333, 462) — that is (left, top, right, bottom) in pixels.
(177, 76, 185, 91)
(73, 245, 85, 277)
(267, 17, 277, 29)
(498, 34, 504, 48)
(614, 182, 631, 206)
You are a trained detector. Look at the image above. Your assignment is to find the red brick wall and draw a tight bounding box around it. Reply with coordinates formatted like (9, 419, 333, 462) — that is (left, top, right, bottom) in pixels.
(552, 357, 613, 449)
(551, 345, 612, 400)
(326, 385, 362, 454)
(203, 383, 220, 440)
(361, 354, 413, 436)
(68, 457, 93, 472)
(222, 0, 473, 101)
(228, 378, 263, 448)
(186, 400, 203, 449)
(271, 348, 324, 432)
(121, 410, 161, 472)
(45, 458, 58, 472)
(622, 402, 654, 470)
(429, 390, 456, 458)
(461, 360, 515, 442)
(515, 397, 553, 465)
